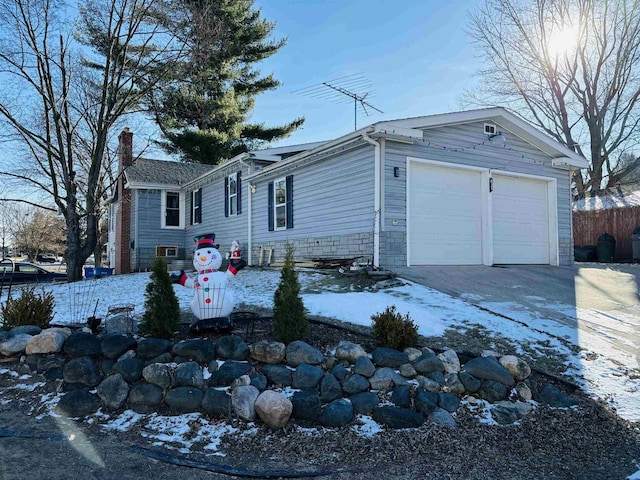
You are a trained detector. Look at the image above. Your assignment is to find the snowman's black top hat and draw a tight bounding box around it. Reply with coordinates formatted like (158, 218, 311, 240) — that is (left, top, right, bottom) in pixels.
(194, 233, 219, 250)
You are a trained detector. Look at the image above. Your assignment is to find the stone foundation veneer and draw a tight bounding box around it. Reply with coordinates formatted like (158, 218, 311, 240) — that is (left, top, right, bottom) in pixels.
(251, 232, 374, 266)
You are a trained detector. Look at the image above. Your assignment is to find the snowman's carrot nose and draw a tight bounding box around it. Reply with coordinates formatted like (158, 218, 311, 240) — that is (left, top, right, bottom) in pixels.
(200, 255, 207, 262)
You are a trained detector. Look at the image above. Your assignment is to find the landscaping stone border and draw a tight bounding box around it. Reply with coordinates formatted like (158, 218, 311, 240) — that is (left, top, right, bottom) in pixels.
(0, 325, 579, 429)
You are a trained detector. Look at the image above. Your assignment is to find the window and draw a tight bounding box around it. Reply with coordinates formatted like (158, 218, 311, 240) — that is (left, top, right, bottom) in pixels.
(161, 191, 185, 229)
(191, 188, 202, 225)
(274, 178, 286, 229)
(225, 170, 242, 217)
(156, 245, 178, 258)
(268, 175, 293, 231)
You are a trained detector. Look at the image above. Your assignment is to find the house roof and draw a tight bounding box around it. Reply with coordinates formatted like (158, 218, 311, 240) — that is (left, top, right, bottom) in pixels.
(124, 158, 215, 189)
(247, 107, 589, 180)
(573, 189, 640, 211)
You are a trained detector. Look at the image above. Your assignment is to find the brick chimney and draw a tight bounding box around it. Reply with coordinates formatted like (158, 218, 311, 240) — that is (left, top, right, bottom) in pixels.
(115, 128, 133, 274)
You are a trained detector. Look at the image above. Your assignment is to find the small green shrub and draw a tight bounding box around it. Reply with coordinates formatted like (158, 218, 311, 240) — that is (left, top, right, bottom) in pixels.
(273, 244, 308, 343)
(140, 257, 180, 339)
(371, 305, 418, 350)
(1, 286, 55, 329)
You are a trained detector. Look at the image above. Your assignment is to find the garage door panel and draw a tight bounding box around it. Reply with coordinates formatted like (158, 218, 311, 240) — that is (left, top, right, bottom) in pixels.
(409, 163, 483, 265)
(492, 175, 549, 264)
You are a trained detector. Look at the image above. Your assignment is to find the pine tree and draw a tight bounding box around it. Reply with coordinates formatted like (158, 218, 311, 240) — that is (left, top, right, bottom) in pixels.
(273, 245, 308, 344)
(148, 0, 304, 164)
(140, 257, 181, 339)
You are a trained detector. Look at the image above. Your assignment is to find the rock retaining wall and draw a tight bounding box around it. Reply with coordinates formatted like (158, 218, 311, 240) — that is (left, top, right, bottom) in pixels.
(0, 326, 579, 428)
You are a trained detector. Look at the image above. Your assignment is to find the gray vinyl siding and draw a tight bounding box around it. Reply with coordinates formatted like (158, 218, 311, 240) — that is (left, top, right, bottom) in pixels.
(383, 121, 574, 265)
(185, 161, 251, 259)
(131, 189, 188, 271)
(250, 145, 376, 264)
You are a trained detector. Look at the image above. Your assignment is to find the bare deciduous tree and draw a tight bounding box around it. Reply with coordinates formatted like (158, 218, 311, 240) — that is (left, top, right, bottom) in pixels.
(0, 0, 180, 280)
(467, 0, 640, 198)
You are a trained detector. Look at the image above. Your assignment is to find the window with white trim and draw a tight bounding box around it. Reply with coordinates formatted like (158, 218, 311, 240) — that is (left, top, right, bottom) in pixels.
(191, 188, 202, 225)
(156, 245, 178, 257)
(274, 178, 286, 230)
(161, 191, 185, 229)
(228, 174, 237, 216)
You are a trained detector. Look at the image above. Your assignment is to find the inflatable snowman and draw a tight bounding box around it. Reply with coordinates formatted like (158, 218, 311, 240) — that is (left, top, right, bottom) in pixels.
(178, 233, 246, 324)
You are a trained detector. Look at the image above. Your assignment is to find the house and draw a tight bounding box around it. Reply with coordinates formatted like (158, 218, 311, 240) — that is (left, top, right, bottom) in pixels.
(573, 188, 640, 261)
(109, 107, 587, 273)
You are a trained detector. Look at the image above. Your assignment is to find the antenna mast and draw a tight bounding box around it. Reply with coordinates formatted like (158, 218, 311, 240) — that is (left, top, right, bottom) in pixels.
(294, 74, 383, 130)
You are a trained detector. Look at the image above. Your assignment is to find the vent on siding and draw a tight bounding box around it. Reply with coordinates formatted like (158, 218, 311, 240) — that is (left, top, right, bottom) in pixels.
(484, 123, 497, 135)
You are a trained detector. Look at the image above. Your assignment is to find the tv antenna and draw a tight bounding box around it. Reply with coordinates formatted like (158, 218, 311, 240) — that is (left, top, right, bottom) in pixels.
(293, 74, 383, 130)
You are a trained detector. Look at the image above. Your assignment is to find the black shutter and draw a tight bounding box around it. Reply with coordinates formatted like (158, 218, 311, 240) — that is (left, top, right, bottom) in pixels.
(190, 191, 194, 225)
(237, 170, 242, 214)
(224, 176, 229, 217)
(195, 189, 202, 223)
(267, 181, 274, 231)
(285, 175, 293, 229)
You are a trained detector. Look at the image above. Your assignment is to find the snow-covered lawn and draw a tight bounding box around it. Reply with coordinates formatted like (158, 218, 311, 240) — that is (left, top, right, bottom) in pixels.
(1, 267, 638, 424)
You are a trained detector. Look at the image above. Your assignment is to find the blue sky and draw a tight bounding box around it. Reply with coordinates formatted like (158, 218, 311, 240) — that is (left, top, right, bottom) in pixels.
(249, 0, 484, 147)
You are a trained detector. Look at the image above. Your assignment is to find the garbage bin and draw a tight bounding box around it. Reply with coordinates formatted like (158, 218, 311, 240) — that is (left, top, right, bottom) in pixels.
(632, 227, 640, 262)
(597, 232, 616, 263)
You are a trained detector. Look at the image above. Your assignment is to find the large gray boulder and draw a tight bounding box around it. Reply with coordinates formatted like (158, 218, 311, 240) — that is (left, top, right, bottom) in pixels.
(463, 357, 515, 387)
(202, 388, 231, 417)
(142, 363, 173, 389)
(128, 383, 163, 412)
(173, 361, 205, 389)
(112, 357, 145, 383)
(213, 361, 252, 386)
(285, 341, 324, 366)
(354, 356, 376, 377)
(101, 334, 137, 359)
(372, 406, 424, 429)
(371, 347, 409, 368)
(342, 374, 370, 395)
(55, 389, 99, 417)
(319, 399, 353, 427)
(292, 364, 324, 389)
(172, 339, 216, 363)
(261, 364, 293, 387)
(97, 373, 130, 409)
(291, 390, 321, 421)
(335, 341, 367, 364)
(369, 367, 408, 391)
(63, 356, 101, 387)
(215, 335, 250, 361)
(491, 401, 534, 425)
(165, 387, 204, 412)
(0, 333, 32, 357)
(250, 340, 286, 364)
(231, 385, 260, 421)
(63, 332, 101, 357)
(319, 374, 343, 403)
(137, 338, 172, 360)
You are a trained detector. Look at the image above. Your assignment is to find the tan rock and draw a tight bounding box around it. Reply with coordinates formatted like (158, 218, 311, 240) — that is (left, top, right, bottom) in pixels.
(250, 340, 285, 364)
(499, 355, 531, 381)
(26, 331, 66, 355)
(255, 390, 292, 429)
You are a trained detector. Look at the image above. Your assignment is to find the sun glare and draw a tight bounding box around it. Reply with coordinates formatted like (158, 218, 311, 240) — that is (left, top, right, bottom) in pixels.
(546, 24, 580, 59)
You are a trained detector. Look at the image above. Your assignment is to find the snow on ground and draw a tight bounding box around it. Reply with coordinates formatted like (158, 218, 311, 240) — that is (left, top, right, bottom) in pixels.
(1, 267, 639, 452)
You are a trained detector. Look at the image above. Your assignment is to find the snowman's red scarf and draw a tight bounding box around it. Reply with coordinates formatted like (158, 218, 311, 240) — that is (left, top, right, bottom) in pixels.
(199, 269, 215, 274)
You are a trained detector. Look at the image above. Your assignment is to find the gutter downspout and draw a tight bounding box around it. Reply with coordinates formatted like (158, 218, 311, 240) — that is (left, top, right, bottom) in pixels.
(248, 183, 253, 266)
(362, 134, 381, 268)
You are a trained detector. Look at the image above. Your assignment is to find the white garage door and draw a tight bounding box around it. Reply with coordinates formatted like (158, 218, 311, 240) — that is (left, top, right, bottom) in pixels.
(492, 174, 550, 264)
(408, 162, 484, 265)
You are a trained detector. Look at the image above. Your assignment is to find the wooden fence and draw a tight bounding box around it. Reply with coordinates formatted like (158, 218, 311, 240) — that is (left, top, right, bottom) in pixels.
(573, 206, 640, 261)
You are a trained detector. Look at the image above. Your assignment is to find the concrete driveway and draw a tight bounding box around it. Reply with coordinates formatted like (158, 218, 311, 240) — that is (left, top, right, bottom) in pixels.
(392, 263, 640, 368)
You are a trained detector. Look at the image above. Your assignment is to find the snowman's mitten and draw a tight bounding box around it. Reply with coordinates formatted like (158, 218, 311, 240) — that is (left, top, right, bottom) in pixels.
(228, 258, 247, 276)
(178, 270, 188, 286)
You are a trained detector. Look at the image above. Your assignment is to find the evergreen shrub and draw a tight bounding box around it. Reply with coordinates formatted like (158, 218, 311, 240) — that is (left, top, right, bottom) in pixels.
(371, 305, 418, 350)
(1, 286, 55, 329)
(140, 257, 180, 339)
(273, 244, 308, 343)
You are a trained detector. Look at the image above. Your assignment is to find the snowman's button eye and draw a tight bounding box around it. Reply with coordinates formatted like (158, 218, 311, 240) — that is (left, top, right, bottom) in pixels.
(207, 250, 211, 254)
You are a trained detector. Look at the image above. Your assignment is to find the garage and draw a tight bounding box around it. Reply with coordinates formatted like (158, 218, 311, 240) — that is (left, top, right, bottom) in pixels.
(408, 162, 485, 265)
(407, 158, 556, 266)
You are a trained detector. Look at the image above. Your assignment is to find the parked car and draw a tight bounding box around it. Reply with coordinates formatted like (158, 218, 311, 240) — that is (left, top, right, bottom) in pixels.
(0, 260, 67, 285)
(36, 254, 57, 264)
